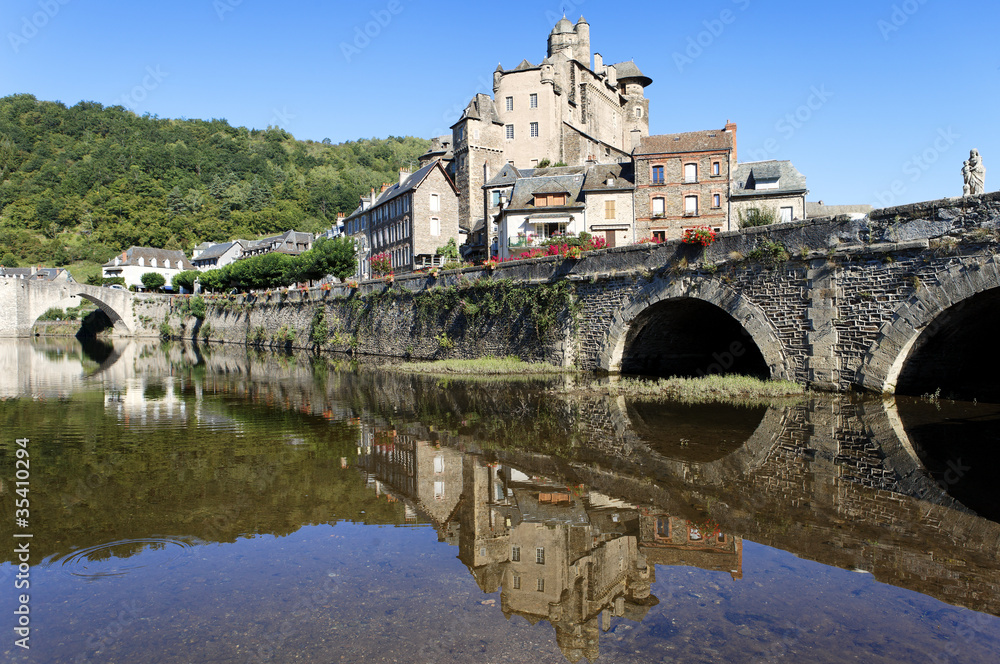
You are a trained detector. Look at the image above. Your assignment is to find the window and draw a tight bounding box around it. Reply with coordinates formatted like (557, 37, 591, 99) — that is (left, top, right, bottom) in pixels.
(434, 481, 445, 500)
(530, 122, 539, 138)
(684, 163, 698, 183)
(164, 259, 171, 268)
(652, 197, 665, 216)
(430, 193, 440, 212)
(506, 96, 513, 112)
(635, 107, 643, 118)
(653, 231, 667, 242)
(605, 200, 616, 219)
(456, 126, 464, 142)
(689, 527, 703, 542)
(656, 518, 671, 539)
(530, 93, 538, 108)
(651, 165, 664, 185)
(781, 207, 794, 223)
(712, 161, 721, 177)
(434, 455, 445, 474)
(712, 194, 721, 208)
(685, 196, 699, 215)
(491, 191, 501, 207)
(536, 579, 545, 592)
(137, 257, 145, 267)
(506, 124, 514, 140)
(536, 547, 545, 565)
(512, 574, 521, 589)
(430, 218, 441, 236)
(530, 159, 539, 167)
(511, 546, 521, 562)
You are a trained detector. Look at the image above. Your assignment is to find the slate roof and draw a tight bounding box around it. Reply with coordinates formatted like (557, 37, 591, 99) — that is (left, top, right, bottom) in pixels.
(506, 173, 586, 211)
(610, 61, 653, 87)
(483, 163, 523, 188)
(731, 161, 808, 198)
(103, 247, 195, 270)
(194, 241, 244, 262)
(636, 129, 734, 156)
(0, 267, 73, 281)
(372, 159, 458, 208)
(452, 95, 502, 129)
(582, 162, 635, 191)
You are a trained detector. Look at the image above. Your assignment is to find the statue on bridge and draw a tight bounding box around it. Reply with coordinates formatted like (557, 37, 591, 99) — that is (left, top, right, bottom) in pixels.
(963, 149, 985, 196)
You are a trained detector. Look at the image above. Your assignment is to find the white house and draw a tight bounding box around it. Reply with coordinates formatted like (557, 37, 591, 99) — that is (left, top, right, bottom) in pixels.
(102, 247, 196, 290)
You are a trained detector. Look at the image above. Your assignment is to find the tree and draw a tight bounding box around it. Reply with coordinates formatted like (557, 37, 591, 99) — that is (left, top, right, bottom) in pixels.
(436, 238, 459, 260)
(172, 270, 200, 293)
(141, 272, 166, 291)
(295, 237, 357, 282)
(738, 207, 778, 228)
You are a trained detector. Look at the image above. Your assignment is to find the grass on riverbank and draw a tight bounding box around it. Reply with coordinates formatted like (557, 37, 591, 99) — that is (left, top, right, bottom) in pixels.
(596, 374, 806, 406)
(391, 356, 575, 376)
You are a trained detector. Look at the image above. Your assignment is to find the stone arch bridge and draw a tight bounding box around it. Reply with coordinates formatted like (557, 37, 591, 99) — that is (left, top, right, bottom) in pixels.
(0, 278, 140, 337)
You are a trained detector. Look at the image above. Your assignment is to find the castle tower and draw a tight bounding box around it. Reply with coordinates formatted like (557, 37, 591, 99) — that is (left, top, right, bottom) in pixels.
(548, 17, 577, 62)
(575, 16, 591, 69)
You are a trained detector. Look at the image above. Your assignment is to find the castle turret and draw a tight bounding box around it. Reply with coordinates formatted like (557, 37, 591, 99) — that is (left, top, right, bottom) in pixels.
(548, 17, 576, 61)
(575, 16, 591, 69)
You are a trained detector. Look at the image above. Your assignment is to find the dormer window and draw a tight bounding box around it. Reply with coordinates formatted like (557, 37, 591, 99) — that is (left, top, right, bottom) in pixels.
(755, 178, 780, 190)
(534, 193, 567, 207)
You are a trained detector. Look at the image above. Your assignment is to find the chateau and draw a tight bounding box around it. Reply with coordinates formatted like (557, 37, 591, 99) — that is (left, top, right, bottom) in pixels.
(448, 17, 652, 249)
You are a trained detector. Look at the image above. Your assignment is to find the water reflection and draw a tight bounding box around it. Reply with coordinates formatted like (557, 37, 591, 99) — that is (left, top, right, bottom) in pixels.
(1, 339, 999, 663)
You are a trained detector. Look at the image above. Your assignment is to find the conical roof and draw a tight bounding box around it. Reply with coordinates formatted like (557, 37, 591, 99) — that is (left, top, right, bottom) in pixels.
(552, 17, 574, 34)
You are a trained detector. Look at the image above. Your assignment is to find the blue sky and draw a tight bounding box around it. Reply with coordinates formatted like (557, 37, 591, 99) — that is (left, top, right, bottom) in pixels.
(1, 0, 997, 208)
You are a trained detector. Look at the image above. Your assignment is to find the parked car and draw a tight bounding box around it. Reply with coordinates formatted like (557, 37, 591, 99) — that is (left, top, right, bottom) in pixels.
(107, 284, 128, 291)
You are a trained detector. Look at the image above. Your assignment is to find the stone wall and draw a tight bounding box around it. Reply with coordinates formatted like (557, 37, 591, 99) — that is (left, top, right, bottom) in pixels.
(114, 193, 1000, 393)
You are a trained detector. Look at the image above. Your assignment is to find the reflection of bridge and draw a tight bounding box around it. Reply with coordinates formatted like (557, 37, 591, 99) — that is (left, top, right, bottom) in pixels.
(0, 278, 143, 337)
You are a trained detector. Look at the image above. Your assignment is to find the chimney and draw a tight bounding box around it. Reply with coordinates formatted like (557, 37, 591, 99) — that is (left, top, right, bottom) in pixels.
(381, 183, 390, 193)
(594, 53, 604, 76)
(725, 120, 738, 163)
(398, 167, 410, 186)
(606, 64, 618, 88)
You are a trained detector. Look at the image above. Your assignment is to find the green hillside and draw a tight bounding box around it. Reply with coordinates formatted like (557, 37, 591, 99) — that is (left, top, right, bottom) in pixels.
(0, 93, 429, 273)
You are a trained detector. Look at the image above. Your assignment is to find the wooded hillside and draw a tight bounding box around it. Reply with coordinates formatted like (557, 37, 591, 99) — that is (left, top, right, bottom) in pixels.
(0, 93, 429, 271)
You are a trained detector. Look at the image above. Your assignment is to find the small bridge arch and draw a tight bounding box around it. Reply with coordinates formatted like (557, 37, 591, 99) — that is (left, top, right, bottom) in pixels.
(857, 258, 1000, 399)
(0, 279, 138, 337)
(598, 277, 793, 381)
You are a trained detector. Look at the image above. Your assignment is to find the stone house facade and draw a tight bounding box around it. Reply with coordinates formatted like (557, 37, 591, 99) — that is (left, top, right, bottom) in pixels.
(240, 231, 314, 259)
(730, 160, 809, 227)
(634, 124, 737, 241)
(341, 160, 460, 275)
(494, 162, 636, 258)
(452, 17, 652, 254)
(102, 247, 196, 290)
(190, 240, 248, 271)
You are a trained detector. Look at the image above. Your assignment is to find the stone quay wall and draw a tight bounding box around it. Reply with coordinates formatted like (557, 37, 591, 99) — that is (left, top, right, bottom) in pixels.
(136, 193, 1000, 391)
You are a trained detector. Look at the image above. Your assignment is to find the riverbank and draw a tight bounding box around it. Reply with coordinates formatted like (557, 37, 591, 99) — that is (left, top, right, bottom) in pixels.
(390, 356, 576, 376)
(564, 374, 807, 406)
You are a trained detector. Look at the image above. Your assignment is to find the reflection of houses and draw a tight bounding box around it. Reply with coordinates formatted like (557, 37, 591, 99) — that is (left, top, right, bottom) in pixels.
(356, 434, 742, 663)
(105, 377, 188, 425)
(639, 509, 743, 580)
(357, 427, 465, 541)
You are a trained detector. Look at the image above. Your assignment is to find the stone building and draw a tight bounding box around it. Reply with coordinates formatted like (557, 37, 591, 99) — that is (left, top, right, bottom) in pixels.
(102, 247, 196, 290)
(489, 162, 635, 260)
(451, 17, 652, 254)
(240, 230, 314, 259)
(730, 160, 809, 227)
(190, 240, 248, 271)
(341, 159, 460, 276)
(634, 123, 737, 241)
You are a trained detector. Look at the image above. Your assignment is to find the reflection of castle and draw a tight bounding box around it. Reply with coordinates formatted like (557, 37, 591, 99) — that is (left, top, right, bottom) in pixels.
(357, 428, 742, 663)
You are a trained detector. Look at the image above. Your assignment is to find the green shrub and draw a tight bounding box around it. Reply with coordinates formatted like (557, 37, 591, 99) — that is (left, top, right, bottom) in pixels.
(738, 207, 779, 228)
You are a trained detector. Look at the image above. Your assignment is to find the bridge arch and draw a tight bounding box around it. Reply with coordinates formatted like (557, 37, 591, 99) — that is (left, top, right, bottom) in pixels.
(857, 258, 1000, 399)
(598, 278, 792, 380)
(5, 280, 138, 337)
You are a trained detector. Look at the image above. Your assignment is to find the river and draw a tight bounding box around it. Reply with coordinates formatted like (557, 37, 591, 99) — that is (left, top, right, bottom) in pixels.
(1, 338, 998, 663)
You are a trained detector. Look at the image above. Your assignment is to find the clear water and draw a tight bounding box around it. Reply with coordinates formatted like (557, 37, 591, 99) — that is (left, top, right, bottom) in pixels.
(1, 338, 999, 663)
